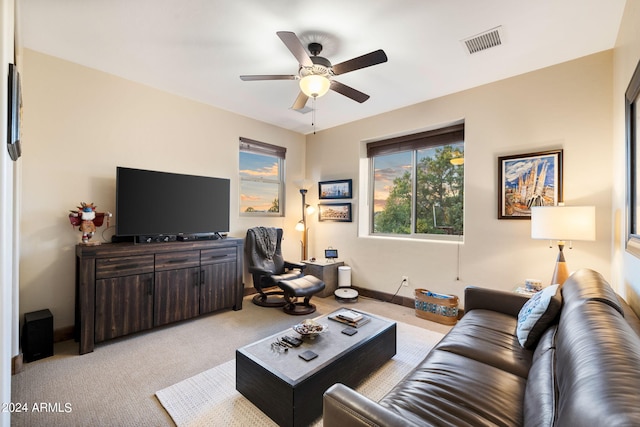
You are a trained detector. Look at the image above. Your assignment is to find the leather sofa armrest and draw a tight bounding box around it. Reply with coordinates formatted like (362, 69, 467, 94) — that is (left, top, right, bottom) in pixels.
(323, 384, 420, 427)
(464, 286, 530, 317)
(284, 260, 306, 271)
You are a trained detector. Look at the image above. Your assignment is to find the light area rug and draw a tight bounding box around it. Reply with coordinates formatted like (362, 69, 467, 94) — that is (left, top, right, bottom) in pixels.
(156, 321, 444, 427)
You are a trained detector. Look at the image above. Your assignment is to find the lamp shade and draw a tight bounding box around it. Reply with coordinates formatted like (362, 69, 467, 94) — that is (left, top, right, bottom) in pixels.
(531, 206, 596, 241)
(299, 75, 330, 98)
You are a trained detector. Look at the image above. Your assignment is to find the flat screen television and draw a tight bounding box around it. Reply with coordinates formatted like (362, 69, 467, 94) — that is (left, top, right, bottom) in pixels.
(115, 167, 230, 238)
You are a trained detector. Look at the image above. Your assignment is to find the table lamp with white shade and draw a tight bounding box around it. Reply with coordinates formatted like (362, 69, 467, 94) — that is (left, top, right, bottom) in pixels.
(530, 205, 596, 286)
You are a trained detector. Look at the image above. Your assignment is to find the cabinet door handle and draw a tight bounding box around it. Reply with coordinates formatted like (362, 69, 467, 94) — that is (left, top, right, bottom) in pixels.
(115, 263, 139, 270)
(147, 279, 153, 296)
(200, 270, 205, 285)
(206, 254, 228, 260)
(167, 258, 191, 264)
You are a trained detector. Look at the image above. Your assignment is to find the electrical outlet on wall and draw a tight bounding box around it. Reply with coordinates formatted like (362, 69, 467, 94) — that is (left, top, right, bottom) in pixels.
(402, 276, 409, 287)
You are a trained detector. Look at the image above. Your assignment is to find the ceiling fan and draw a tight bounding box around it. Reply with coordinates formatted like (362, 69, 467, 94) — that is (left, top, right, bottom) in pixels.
(240, 31, 388, 110)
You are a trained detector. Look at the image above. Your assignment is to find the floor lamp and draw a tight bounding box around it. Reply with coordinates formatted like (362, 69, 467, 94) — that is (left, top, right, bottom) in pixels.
(295, 188, 315, 261)
(530, 205, 596, 286)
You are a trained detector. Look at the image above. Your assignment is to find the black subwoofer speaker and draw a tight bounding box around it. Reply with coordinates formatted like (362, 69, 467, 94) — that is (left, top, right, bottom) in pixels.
(23, 309, 53, 362)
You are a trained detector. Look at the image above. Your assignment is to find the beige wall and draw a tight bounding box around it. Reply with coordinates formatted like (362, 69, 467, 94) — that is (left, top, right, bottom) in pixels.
(20, 46, 618, 330)
(613, 0, 640, 314)
(20, 49, 305, 329)
(306, 51, 614, 303)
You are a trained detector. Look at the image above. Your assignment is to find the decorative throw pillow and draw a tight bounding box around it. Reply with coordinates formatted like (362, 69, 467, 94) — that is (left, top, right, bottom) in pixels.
(517, 284, 562, 349)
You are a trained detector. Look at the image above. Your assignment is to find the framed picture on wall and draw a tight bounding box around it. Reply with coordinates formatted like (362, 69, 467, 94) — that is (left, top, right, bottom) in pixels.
(497, 149, 563, 219)
(318, 203, 352, 222)
(318, 179, 352, 199)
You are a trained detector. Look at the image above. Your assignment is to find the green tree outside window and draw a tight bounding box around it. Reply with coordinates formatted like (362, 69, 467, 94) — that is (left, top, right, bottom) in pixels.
(373, 143, 463, 236)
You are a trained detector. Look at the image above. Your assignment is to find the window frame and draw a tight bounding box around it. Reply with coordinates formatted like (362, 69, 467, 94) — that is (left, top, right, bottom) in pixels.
(626, 59, 640, 257)
(239, 137, 286, 217)
(367, 124, 464, 239)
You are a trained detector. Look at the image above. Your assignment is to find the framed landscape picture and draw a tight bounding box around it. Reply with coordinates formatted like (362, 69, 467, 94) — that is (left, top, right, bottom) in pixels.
(318, 203, 352, 222)
(319, 179, 352, 199)
(498, 149, 563, 219)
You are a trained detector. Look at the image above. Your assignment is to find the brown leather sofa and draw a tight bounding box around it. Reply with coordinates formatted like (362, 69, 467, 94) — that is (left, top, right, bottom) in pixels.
(323, 269, 640, 426)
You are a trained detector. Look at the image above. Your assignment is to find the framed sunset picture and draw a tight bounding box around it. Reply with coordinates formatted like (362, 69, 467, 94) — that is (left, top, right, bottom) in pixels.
(498, 150, 563, 219)
(318, 203, 352, 222)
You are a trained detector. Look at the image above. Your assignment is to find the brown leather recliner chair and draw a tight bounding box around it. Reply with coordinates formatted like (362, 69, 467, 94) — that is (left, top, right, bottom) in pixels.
(245, 227, 306, 307)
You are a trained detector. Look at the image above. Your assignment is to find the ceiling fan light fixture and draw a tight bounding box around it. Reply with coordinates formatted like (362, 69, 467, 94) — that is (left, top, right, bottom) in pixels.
(299, 74, 331, 98)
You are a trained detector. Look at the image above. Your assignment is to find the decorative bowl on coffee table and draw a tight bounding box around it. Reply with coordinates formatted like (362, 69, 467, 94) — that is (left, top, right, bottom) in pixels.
(293, 319, 327, 339)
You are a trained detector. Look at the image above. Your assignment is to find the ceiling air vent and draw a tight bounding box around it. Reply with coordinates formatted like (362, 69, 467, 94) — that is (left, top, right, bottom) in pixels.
(294, 106, 313, 114)
(461, 26, 503, 55)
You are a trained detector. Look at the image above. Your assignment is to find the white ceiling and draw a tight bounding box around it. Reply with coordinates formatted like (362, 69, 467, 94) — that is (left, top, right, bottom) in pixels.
(18, 0, 626, 135)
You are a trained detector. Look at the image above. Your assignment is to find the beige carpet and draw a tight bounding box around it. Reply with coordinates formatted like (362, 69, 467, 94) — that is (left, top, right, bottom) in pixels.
(11, 295, 450, 426)
(156, 321, 444, 426)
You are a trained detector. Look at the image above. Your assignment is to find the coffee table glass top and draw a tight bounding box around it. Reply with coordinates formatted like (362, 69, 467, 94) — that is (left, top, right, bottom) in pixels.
(236, 309, 396, 385)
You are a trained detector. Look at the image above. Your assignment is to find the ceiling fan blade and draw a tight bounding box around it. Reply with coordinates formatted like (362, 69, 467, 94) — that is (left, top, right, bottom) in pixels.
(332, 49, 388, 75)
(240, 75, 297, 81)
(330, 80, 370, 103)
(291, 92, 309, 110)
(277, 31, 313, 67)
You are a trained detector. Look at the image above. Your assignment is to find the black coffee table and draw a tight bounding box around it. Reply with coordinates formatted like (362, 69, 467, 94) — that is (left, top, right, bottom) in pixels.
(235, 309, 397, 427)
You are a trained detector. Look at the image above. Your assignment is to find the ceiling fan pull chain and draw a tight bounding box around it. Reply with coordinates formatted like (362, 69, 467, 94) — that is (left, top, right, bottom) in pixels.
(312, 97, 317, 134)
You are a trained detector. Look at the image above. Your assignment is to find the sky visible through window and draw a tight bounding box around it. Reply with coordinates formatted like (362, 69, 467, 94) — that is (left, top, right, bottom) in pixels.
(240, 151, 280, 213)
(373, 151, 411, 213)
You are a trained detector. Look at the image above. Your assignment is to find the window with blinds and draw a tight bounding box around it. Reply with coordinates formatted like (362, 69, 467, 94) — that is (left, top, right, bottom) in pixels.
(239, 137, 286, 216)
(368, 124, 464, 236)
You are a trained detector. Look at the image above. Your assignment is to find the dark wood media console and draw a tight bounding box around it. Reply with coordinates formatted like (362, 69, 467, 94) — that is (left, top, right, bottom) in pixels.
(75, 238, 243, 354)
